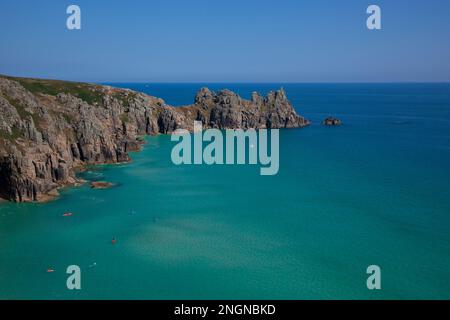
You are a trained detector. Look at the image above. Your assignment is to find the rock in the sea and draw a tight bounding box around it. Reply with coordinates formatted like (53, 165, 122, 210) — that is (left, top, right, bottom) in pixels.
(90, 181, 114, 189)
(322, 117, 342, 126)
(0, 75, 309, 202)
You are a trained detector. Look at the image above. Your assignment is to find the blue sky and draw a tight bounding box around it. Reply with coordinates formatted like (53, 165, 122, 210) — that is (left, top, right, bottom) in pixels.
(0, 0, 449, 82)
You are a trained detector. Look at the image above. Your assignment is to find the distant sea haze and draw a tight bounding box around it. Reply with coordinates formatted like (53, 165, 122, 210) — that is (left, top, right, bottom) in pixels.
(1, 83, 450, 299)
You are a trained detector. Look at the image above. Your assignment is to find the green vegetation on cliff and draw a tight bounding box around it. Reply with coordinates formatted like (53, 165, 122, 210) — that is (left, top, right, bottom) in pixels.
(5, 76, 104, 105)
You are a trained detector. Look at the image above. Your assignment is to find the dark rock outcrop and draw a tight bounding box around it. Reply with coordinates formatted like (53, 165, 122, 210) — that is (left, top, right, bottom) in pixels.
(0, 75, 309, 202)
(322, 117, 342, 126)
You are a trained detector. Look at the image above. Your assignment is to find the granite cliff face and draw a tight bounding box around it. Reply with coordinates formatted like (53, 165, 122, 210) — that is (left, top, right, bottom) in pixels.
(0, 75, 309, 202)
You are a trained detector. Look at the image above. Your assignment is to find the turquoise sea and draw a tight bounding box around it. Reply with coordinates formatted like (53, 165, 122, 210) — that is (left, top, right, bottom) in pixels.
(1, 83, 450, 299)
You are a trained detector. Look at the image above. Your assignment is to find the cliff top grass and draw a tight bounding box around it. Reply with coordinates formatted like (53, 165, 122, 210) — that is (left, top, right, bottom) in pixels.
(2, 75, 104, 105)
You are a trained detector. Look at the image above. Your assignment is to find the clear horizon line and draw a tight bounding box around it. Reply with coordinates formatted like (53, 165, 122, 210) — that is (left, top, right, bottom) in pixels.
(101, 81, 450, 84)
(2, 73, 450, 85)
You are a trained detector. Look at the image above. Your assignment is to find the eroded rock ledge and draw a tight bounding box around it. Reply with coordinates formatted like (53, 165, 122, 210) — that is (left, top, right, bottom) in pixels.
(0, 75, 309, 202)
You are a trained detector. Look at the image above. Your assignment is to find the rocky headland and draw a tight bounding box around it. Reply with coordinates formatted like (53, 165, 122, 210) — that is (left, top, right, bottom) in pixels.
(0, 75, 309, 202)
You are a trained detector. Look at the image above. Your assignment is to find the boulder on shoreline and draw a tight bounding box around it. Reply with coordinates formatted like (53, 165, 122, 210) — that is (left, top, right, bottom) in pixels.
(322, 117, 342, 126)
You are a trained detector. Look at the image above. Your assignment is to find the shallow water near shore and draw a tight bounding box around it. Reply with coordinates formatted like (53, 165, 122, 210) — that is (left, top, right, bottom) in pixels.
(1, 83, 450, 299)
